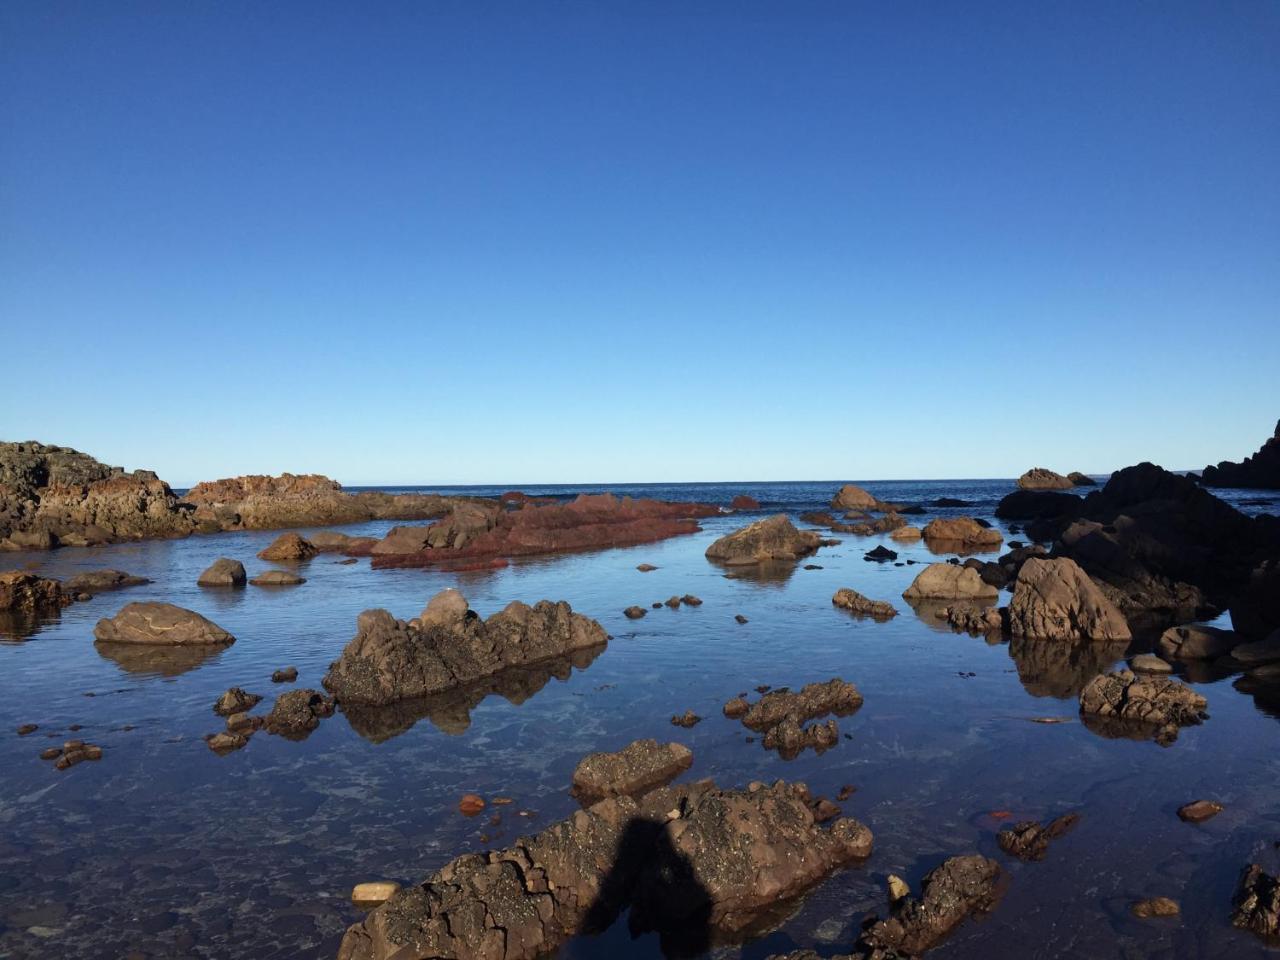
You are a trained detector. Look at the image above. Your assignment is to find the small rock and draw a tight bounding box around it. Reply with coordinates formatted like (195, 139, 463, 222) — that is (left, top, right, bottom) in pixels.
(837, 784, 856, 801)
(351, 881, 400, 908)
(271, 667, 298, 683)
(723, 697, 749, 718)
(197, 558, 246, 588)
(665, 596, 681, 608)
(459, 794, 486, 816)
(214, 687, 262, 717)
(636, 564, 658, 572)
(249, 570, 306, 587)
(670, 710, 701, 728)
(887, 874, 911, 903)
(16, 723, 37, 736)
(1177, 800, 1223, 823)
(735, 614, 748, 624)
(1130, 653, 1173, 674)
(623, 606, 647, 620)
(39, 747, 61, 760)
(681, 594, 702, 606)
(206, 732, 248, 754)
(1130, 897, 1180, 919)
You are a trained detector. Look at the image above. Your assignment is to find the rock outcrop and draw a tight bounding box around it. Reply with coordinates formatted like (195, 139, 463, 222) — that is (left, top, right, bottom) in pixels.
(832, 588, 897, 620)
(1232, 864, 1280, 940)
(571, 740, 693, 803)
(337, 778, 873, 960)
(1006, 557, 1131, 641)
(832, 483, 880, 511)
(705, 515, 824, 566)
(92, 602, 235, 646)
(730, 494, 760, 510)
(1201, 420, 1280, 490)
(0, 570, 69, 616)
(921, 517, 1003, 550)
(1018, 468, 1074, 490)
(902, 564, 998, 602)
(1078, 670, 1208, 745)
(1067, 472, 1097, 486)
(371, 494, 716, 570)
(322, 590, 607, 706)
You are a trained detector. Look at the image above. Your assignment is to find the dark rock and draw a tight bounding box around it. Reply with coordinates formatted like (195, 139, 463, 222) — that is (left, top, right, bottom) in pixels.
(1232, 864, 1280, 940)
(64, 569, 150, 594)
(681, 594, 702, 606)
(995, 490, 1083, 525)
(322, 590, 607, 706)
(832, 588, 897, 620)
(571, 740, 693, 802)
(16, 723, 37, 735)
(264, 689, 334, 740)
(1067, 472, 1097, 486)
(670, 710, 701, 728)
(1232, 561, 1280, 638)
(1157, 624, 1241, 660)
(271, 666, 298, 683)
(1201, 420, 1280, 490)
(734, 614, 748, 624)
(1078, 670, 1208, 745)
(213, 687, 261, 716)
(735, 679, 862, 759)
(636, 563, 658, 572)
(197, 558, 246, 587)
(934, 498, 970, 507)
(93, 602, 235, 646)
(938, 605, 1005, 634)
(206, 731, 248, 754)
(623, 606, 647, 619)
(997, 813, 1079, 860)
(0, 570, 69, 616)
(1177, 800, 1223, 822)
(864, 545, 897, 563)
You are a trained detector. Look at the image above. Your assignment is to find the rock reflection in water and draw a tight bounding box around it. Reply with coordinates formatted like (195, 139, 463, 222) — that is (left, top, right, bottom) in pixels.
(718, 560, 801, 587)
(340, 645, 606, 742)
(94, 641, 226, 677)
(1007, 636, 1129, 699)
(0, 609, 60, 641)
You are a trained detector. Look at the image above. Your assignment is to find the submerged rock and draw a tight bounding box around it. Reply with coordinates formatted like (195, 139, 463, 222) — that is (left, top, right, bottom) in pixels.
(93, 602, 235, 646)
(1176, 800, 1223, 823)
(257, 532, 317, 562)
(997, 813, 1079, 861)
(1018, 468, 1074, 490)
(1130, 653, 1173, 674)
(63, 569, 150, 594)
(250, 569, 306, 586)
(1232, 864, 1280, 940)
(571, 740, 693, 802)
(1006, 557, 1131, 641)
(623, 606, 647, 620)
(938, 604, 1005, 634)
(902, 563, 998, 602)
(271, 666, 298, 683)
(1078, 670, 1208, 745)
(1130, 897, 1180, 919)
(322, 591, 608, 706)
(730, 494, 761, 510)
(336, 778, 873, 960)
(197, 558, 246, 587)
(832, 588, 897, 620)
(705, 514, 824, 566)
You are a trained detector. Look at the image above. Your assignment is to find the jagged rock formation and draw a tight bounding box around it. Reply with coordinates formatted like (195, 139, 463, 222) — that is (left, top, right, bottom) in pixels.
(1006, 557, 1131, 641)
(832, 588, 897, 620)
(0, 571, 69, 616)
(337, 778, 873, 960)
(705, 514, 824, 566)
(322, 589, 607, 706)
(1232, 864, 1280, 940)
(997, 813, 1080, 861)
(1201, 420, 1280, 490)
(1078, 670, 1208, 745)
(728, 679, 863, 759)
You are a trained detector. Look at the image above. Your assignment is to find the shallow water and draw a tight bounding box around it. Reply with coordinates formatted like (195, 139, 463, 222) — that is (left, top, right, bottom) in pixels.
(1, 479, 1278, 960)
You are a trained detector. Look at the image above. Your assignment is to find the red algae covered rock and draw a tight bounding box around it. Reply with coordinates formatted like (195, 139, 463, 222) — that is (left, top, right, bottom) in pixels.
(370, 493, 716, 569)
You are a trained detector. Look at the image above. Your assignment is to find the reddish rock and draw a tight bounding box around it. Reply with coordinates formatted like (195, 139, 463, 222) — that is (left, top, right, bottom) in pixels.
(257, 532, 316, 562)
(730, 494, 761, 510)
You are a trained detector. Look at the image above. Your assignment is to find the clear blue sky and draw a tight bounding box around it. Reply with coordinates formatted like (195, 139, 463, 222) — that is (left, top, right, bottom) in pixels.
(2, 2, 1277, 485)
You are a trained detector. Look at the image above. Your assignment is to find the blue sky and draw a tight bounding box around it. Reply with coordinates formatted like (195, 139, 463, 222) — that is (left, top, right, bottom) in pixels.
(2, 2, 1277, 485)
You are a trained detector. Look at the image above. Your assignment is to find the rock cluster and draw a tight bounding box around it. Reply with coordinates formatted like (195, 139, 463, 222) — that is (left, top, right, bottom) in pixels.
(571, 739, 693, 803)
(997, 813, 1079, 860)
(1006, 557, 1131, 641)
(832, 588, 897, 620)
(705, 514, 824, 566)
(336, 778, 873, 960)
(1078, 670, 1208, 745)
(1201, 420, 1280, 490)
(322, 589, 608, 706)
(728, 679, 863, 759)
(937, 605, 1005, 634)
(93, 602, 235, 646)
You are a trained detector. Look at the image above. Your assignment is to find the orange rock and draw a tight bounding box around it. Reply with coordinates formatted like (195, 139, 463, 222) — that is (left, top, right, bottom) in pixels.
(459, 794, 486, 816)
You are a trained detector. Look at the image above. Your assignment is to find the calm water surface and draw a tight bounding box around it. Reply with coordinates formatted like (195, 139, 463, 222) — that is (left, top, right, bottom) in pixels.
(2, 480, 1278, 960)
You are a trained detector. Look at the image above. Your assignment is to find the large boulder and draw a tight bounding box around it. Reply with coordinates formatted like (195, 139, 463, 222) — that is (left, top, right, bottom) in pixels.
(902, 564, 998, 602)
(1018, 468, 1075, 490)
(257, 532, 317, 562)
(831, 483, 879, 511)
(704, 514, 823, 566)
(322, 590, 608, 706)
(197, 558, 246, 587)
(1006, 557, 1131, 641)
(93, 602, 235, 646)
(1201, 420, 1280, 490)
(995, 489, 1084, 522)
(571, 739, 693, 803)
(921, 517, 1003, 550)
(1078, 670, 1208, 745)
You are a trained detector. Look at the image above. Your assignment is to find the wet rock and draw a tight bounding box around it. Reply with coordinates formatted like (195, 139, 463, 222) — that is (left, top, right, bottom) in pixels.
(705, 514, 824, 566)
(733, 679, 862, 758)
(257, 532, 317, 562)
(1078, 670, 1208, 745)
(1007, 557, 1131, 641)
(681, 594, 702, 606)
(458, 794, 486, 816)
(730, 494, 760, 510)
(322, 591, 607, 706)
(734, 614, 748, 624)
(994, 490, 1083, 529)
(1202, 419, 1280, 490)
(921, 517, 1003, 550)
(196, 558, 246, 588)
(1157, 624, 1240, 660)
(1018, 468, 1074, 490)
(0, 570, 69, 615)
(352, 882, 401, 908)
(16, 723, 37, 735)
(271, 666, 298, 683)
(902, 563, 998, 602)
(1130, 897, 1180, 919)
(213, 687, 262, 716)
(264, 689, 334, 739)
(934, 497, 970, 507)
(571, 740, 693, 802)
(1130, 653, 1173, 674)
(670, 710, 701, 728)
(997, 813, 1079, 860)
(723, 697, 749, 718)
(39, 746, 61, 760)
(864, 545, 897, 562)
(832, 588, 897, 620)
(664, 596, 681, 608)
(636, 563, 658, 572)
(64, 569, 150, 594)
(623, 606, 647, 619)
(337, 778, 873, 960)
(1232, 864, 1280, 940)
(93, 602, 235, 646)
(54, 740, 103, 769)
(225, 711, 258, 735)
(1176, 800, 1223, 823)
(249, 569, 306, 586)
(939, 604, 1005, 634)
(205, 731, 248, 754)
(856, 854, 1004, 957)
(890, 525, 922, 542)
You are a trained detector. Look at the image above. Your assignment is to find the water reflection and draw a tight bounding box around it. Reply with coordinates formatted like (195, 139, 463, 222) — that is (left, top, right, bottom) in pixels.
(716, 560, 801, 587)
(340, 645, 606, 742)
(0, 610, 57, 641)
(95, 641, 226, 677)
(1007, 636, 1129, 699)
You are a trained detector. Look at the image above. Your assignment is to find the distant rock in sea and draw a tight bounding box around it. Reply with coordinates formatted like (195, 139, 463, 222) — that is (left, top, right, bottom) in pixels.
(1200, 419, 1280, 490)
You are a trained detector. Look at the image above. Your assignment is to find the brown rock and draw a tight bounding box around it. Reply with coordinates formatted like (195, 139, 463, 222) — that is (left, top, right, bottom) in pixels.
(196, 558, 246, 587)
(623, 605, 647, 619)
(832, 483, 879, 511)
(832, 588, 897, 620)
(1177, 800, 1223, 823)
(1018, 467, 1074, 490)
(249, 569, 306, 586)
(921, 517, 1003, 549)
(856, 855, 1004, 957)
(571, 740, 693, 802)
(890, 525, 923, 542)
(271, 666, 298, 683)
(214, 687, 262, 716)
(730, 494, 760, 510)
(0, 570, 68, 615)
(1130, 897, 1180, 919)
(704, 514, 824, 566)
(64, 569, 150, 594)
(93, 602, 235, 646)
(1007, 557, 1131, 641)
(902, 563, 999, 602)
(1078, 670, 1208, 745)
(257, 532, 317, 562)
(264, 689, 334, 739)
(670, 710, 701, 728)
(997, 813, 1080, 860)
(458, 794, 486, 816)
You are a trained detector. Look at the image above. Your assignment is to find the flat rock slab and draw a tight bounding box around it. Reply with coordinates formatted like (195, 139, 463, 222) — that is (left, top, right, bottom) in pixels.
(93, 602, 235, 646)
(903, 564, 998, 602)
(571, 739, 693, 802)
